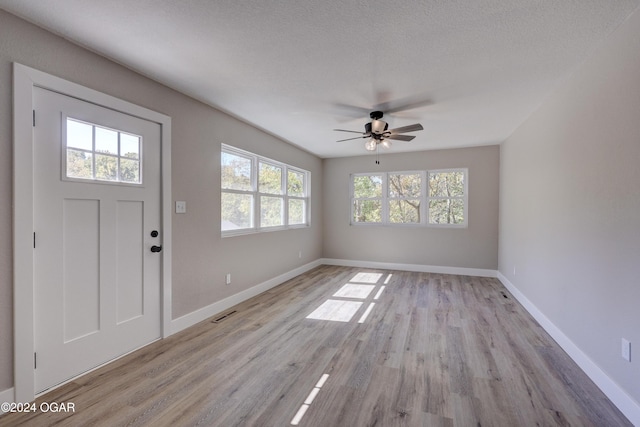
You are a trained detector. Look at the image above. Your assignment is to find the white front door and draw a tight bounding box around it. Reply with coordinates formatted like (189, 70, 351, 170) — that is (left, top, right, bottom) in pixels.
(33, 87, 162, 393)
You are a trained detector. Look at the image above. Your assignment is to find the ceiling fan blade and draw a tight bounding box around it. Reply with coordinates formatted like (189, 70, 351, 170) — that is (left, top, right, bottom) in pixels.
(337, 136, 367, 142)
(333, 129, 364, 134)
(387, 123, 424, 134)
(386, 134, 415, 142)
(374, 96, 433, 115)
(331, 103, 371, 118)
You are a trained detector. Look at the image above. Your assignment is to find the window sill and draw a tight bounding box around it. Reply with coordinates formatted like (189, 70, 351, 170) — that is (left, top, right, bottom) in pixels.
(221, 224, 310, 238)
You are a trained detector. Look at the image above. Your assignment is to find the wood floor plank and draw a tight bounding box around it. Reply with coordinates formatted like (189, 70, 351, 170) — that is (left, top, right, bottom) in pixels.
(0, 265, 632, 427)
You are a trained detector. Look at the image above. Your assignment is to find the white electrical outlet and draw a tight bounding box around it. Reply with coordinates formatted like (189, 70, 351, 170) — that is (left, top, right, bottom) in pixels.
(225, 273, 231, 285)
(622, 338, 631, 362)
(175, 201, 187, 214)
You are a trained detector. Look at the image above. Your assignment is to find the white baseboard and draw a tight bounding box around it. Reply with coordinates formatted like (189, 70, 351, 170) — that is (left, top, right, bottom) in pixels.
(170, 259, 323, 334)
(0, 387, 15, 413)
(497, 271, 640, 427)
(320, 258, 497, 278)
(170, 258, 493, 335)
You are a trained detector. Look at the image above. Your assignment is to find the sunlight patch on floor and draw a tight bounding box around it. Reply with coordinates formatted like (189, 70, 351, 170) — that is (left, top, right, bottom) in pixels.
(358, 303, 376, 323)
(350, 272, 383, 283)
(305, 271, 392, 324)
(306, 300, 363, 322)
(333, 283, 375, 299)
(291, 373, 330, 425)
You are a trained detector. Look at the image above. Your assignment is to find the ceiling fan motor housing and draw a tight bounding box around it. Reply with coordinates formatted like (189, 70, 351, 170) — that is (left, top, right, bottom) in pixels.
(369, 110, 384, 120)
(365, 120, 388, 136)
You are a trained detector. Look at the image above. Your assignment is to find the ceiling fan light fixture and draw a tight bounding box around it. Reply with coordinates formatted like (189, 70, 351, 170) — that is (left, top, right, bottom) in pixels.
(335, 110, 423, 153)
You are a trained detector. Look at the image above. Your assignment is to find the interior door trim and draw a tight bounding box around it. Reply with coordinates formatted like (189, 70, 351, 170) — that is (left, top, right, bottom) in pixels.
(12, 63, 173, 402)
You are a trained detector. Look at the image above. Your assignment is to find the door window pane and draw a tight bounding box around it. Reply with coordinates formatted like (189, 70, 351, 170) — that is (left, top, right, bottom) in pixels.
(120, 133, 140, 159)
(95, 127, 118, 155)
(120, 158, 140, 183)
(65, 118, 142, 184)
(66, 150, 93, 179)
(66, 119, 93, 150)
(94, 154, 118, 181)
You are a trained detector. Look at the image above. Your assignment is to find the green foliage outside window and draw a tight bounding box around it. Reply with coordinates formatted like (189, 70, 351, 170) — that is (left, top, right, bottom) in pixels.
(389, 173, 421, 224)
(351, 170, 466, 226)
(428, 171, 465, 225)
(353, 175, 382, 223)
(221, 146, 309, 233)
(221, 152, 251, 191)
(65, 118, 141, 184)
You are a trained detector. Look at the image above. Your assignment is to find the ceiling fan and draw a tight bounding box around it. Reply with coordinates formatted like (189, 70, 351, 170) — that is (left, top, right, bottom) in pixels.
(334, 111, 423, 151)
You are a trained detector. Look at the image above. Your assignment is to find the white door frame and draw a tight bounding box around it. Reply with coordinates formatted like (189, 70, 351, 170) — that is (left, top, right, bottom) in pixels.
(12, 63, 173, 402)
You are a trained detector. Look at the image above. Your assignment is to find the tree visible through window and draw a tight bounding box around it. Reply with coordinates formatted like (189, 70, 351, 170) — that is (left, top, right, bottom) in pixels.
(221, 145, 310, 234)
(352, 175, 382, 223)
(351, 169, 467, 227)
(221, 151, 253, 230)
(428, 170, 465, 225)
(65, 118, 141, 184)
(389, 173, 421, 224)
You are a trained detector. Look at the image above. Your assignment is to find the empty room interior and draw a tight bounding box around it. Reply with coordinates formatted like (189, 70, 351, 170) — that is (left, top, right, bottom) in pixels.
(1, 1, 639, 426)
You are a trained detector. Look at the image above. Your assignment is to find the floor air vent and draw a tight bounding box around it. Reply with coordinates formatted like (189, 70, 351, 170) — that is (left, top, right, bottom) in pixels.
(212, 310, 237, 323)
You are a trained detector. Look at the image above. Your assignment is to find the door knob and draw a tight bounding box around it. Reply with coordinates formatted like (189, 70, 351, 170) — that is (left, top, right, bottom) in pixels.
(150, 245, 162, 253)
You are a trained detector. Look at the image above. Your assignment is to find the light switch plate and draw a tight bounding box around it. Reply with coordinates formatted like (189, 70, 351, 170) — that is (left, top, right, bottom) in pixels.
(175, 201, 186, 214)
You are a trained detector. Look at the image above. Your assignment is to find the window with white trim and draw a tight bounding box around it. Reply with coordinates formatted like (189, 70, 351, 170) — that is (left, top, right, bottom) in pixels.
(428, 170, 466, 225)
(221, 145, 310, 235)
(352, 174, 382, 223)
(351, 168, 467, 227)
(65, 117, 142, 184)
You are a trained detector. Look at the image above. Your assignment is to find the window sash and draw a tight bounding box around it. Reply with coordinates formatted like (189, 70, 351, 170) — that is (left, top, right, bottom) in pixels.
(222, 145, 310, 235)
(351, 169, 467, 227)
(64, 117, 143, 185)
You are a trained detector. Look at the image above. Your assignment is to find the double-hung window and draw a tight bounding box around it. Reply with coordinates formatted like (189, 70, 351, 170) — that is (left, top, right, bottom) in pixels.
(388, 172, 422, 224)
(351, 168, 467, 227)
(221, 145, 310, 235)
(352, 174, 383, 223)
(259, 161, 284, 227)
(428, 169, 466, 225)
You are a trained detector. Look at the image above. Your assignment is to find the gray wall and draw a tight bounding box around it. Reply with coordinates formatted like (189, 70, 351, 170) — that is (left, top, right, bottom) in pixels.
(0, 10, 323, 391)
(323, 146, 500, 269)
(499, 7, 640, 405)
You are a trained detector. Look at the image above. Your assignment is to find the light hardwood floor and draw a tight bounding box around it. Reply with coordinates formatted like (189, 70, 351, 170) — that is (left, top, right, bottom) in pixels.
(0, 265, 631, 426)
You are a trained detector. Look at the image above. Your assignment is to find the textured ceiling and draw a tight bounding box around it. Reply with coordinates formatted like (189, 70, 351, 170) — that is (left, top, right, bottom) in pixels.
(1, 0, 638, 158)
